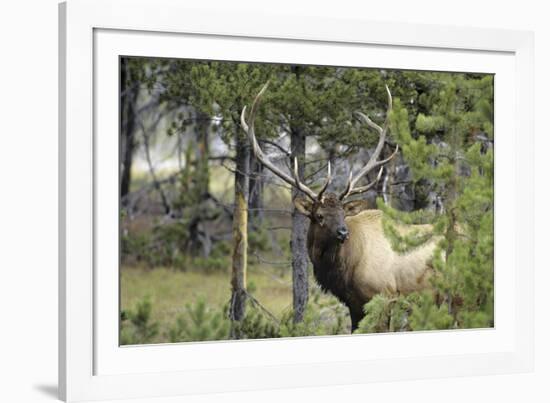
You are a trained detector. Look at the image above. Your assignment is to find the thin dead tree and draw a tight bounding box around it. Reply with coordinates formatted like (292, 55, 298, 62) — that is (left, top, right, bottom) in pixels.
(229, 113, 251, 332)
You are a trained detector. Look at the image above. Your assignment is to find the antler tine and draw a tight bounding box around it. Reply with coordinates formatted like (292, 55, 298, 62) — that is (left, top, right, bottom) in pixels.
(345, 167, 384, 198)
(339, 170, 354, 201)
(240, 106, 249, 133)
(339, 85, 398, 200)
(366, 144, 399, 171)
(385, 84, 393, 113)
(354, 111, 383, 134)
(316, 161, 332, 201)
(241, 82, 318, 201)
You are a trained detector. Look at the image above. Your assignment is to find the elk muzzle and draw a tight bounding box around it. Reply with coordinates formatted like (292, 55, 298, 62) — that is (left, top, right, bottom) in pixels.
(336, 226, 349, 242)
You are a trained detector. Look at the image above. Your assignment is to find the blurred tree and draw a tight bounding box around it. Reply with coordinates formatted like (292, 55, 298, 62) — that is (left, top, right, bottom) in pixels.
(158, 60, 216, 254)
(120, 58, 140, 201)
(120, 57, 180, 215)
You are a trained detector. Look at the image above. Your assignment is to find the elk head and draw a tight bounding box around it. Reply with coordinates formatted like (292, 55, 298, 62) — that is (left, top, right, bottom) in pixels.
(240, 82, 398, 245)
(293, 193, 379, 243)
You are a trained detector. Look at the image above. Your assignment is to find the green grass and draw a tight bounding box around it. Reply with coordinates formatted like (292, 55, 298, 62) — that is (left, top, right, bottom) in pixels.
(121, 264, 294, 343)
(121, 262, 347, 344)
(122, 164, 343, 343)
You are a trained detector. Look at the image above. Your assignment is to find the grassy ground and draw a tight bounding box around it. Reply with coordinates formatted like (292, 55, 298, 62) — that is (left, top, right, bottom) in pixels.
(121, 264, 294, 318)
(121, 165, 346, 344)
(121, 263, 342, 343)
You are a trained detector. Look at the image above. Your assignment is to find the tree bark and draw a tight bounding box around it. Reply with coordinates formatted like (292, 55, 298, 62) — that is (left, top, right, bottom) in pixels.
(120, 59, 139, 201)
(195, 111, 210, 198)
(290, 127, 309, 323)
(188, 111, 212, 256)
(248, 152, 264, 228)
(229, 127, 250, 329)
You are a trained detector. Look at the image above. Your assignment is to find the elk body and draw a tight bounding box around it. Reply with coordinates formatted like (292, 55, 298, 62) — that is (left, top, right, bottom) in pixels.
(241, 83, 437, 331)
(294, 195, 437, 330)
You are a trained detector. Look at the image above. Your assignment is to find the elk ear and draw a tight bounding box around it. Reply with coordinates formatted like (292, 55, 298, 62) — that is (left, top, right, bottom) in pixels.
(343, 199, 371, 217)
(293, 197, 313, 217)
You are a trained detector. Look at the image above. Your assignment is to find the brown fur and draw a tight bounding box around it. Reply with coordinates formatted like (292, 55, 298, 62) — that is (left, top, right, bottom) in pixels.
(296, 193, 437, 331)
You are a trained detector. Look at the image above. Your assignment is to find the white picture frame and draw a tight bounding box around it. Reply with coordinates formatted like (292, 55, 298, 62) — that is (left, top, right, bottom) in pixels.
(59, 0, 534, 401)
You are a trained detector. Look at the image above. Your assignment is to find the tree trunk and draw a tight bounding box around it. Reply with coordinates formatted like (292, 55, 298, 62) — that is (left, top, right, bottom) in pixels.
(229, 127, 250, 330)
(188, 111, 212, 256)
(141, 119, 171, 215)
(248, 152, 264, 228)
(290, 127, 309, 323)
(120, 59, 139, 201)
(195, 111, 210, 199)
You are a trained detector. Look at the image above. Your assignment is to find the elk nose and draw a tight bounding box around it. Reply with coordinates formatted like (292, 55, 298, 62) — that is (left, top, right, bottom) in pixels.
(336, 227, 349, 241)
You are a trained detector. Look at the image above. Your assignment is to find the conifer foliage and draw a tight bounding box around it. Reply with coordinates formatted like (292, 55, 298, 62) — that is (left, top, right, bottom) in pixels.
(357, 73, 494, 333)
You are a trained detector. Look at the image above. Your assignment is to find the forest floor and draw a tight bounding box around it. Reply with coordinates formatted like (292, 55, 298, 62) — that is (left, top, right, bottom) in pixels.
(121, 165, 347, 344)
(121, 263, 344, 343)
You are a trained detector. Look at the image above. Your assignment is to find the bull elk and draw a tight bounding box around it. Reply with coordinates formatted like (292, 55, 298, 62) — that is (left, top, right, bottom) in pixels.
(241, 83, 438, 331)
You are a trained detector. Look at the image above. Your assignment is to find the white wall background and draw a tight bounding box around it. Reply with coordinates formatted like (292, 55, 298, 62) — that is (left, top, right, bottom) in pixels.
(0, 0, 546, 402)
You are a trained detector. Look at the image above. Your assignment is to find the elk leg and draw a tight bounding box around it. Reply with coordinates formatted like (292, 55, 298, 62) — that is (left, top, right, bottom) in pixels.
(349, 306, 364, 333)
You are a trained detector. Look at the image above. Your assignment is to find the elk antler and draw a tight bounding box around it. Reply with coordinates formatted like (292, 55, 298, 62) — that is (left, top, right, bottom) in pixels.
(241, 82, 332, 202)
(339, 85, 399, 200)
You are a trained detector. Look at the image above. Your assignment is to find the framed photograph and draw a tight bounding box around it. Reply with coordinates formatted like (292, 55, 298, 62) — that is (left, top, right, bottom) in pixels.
(59, 0, 534, 401)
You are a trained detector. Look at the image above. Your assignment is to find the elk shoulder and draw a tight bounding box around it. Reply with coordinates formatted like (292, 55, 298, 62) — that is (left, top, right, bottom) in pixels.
(344, 210, 438, 299)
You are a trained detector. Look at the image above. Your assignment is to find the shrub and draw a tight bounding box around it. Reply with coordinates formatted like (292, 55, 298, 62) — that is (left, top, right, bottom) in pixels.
(168, 298, 230, 342)
(355, 295, 393, 334)
(248, 226, 270, 252)
(408, 292, 454, 331)
(279, 287, 348, 337)
(189, 256, 228, 273)
(232, 304, 280, 340)
(120, 296, 159, 345)
(121, 232, 153, 265)
(355, 292, 455, 334)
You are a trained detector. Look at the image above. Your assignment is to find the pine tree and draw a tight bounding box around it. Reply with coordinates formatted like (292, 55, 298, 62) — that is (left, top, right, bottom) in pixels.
(358, 72, 494, 332)
(168, 298, 230, 342)
(120, 296, 160, 344)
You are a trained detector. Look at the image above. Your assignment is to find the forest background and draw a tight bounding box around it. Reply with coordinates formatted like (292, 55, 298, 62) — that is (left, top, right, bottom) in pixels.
(119, 58, 494, 344)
